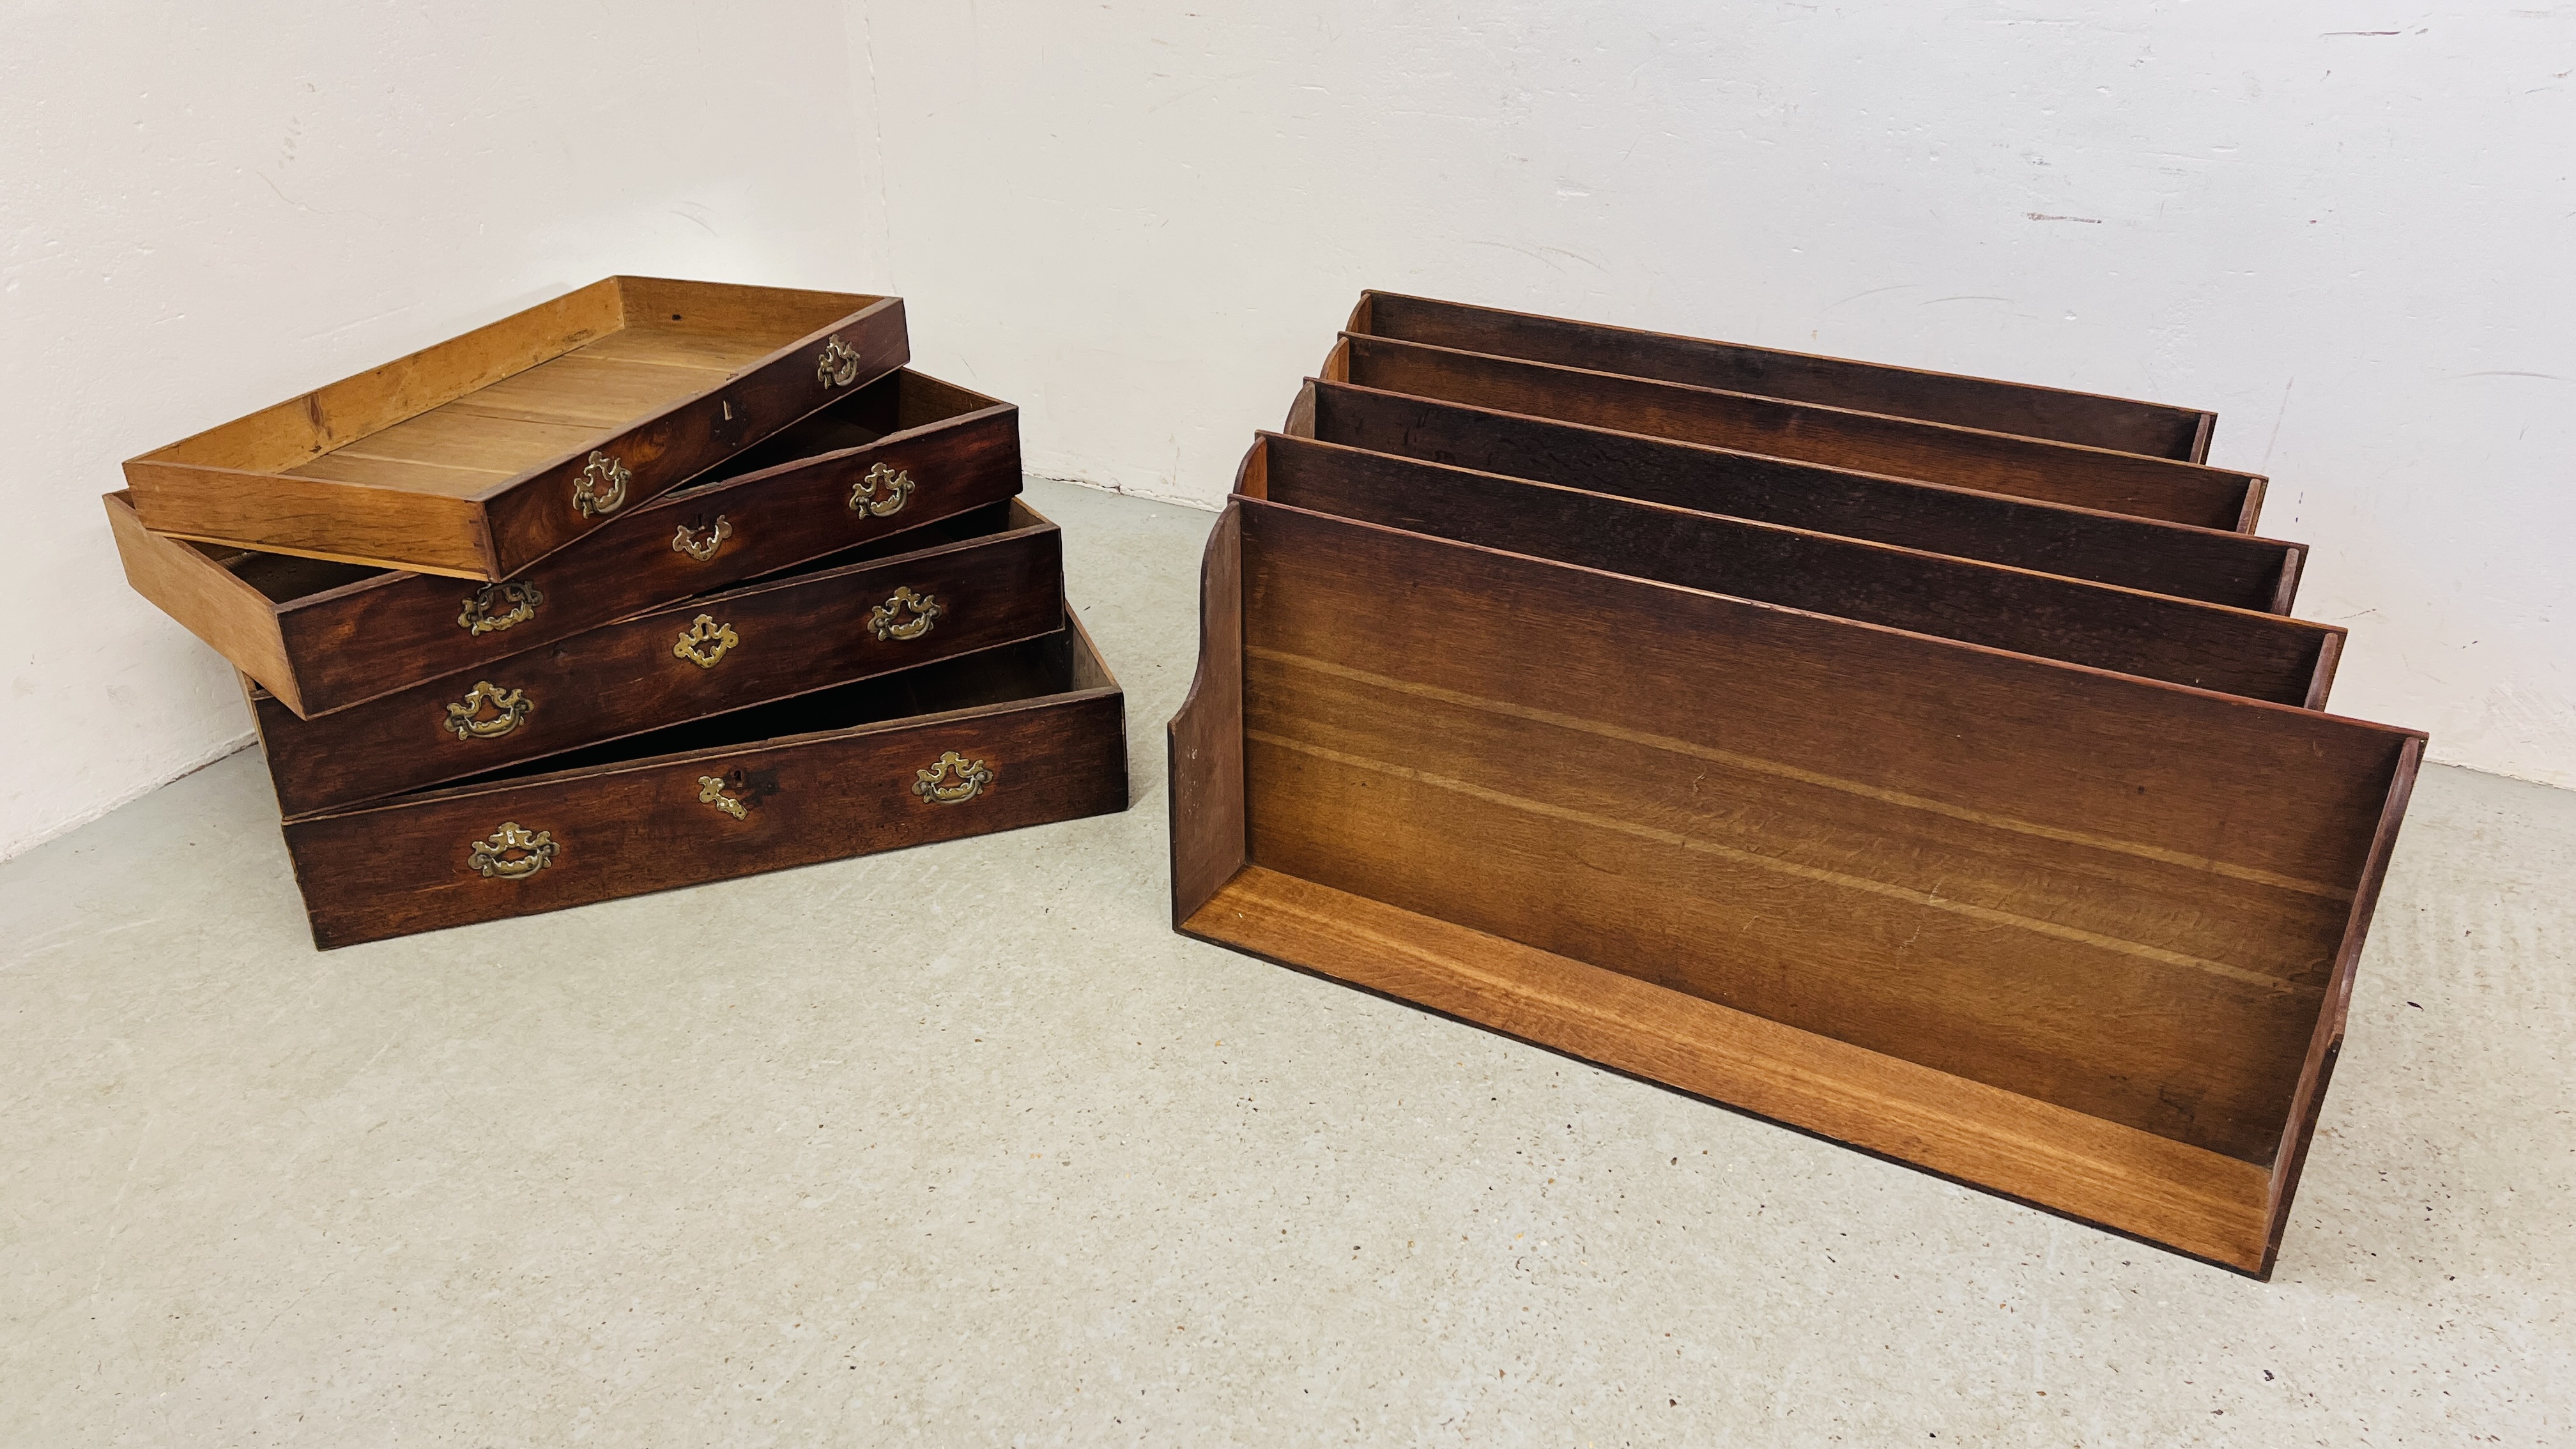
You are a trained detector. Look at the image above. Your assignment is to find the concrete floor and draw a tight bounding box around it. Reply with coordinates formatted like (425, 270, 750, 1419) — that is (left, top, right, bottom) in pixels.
(4, 478, 2572, 1446)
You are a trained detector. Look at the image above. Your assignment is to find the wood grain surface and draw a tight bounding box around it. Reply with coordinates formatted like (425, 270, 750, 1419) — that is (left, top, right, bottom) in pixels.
(1296, 379, 2304, 612)
(1330, 334, 2264, 530)
(1232, 499, 2416, 1165)
(282, 624, 1127, 949)
(112, 371, 1018, 720)
(124, 279, 907, 579)
(1353, 291, 2216, 460)
(257, 504, 1064, 817)
(1245, 433, 2342, 707)
(1181, 866, 2276, 1272)
(103, 493, 306, 710)
(1168, 505, 1245, 921)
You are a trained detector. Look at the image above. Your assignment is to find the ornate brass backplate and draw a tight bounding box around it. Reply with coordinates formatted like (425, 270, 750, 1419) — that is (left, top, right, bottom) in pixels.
(868, 586, 943, 643)
(442, 680, 532, 740)
(696, 775, 748, 820)
(457, 579, 544, 635)
(913, 750, 993, 805)
(673, 613, 740, 669)
(848, 463, 915, 518)
(573, 450, 631, 518)
(468, 821, 558, 879)
(671, 515, 733, 562)
(816, 335, 864, 388)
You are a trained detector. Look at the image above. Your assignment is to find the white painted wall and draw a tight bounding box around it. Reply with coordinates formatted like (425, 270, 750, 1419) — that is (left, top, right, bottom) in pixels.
(0, 1, 885, 858)
(8, 3, 2571, 857)
(855, 1, 2576, 786)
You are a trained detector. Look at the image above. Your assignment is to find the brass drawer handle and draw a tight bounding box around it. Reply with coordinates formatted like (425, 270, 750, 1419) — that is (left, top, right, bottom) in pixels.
(697, 775, 748, 820)
(574, 450, 631, 518)
(468, 821, 558, 879)
(674, 613, 740, 669)
(914, 751, 993, 805)
(848, 463, 915, 518)
(672, 515, 732, 562)
(443, 680, 531, 740)
(816, 335, 863, 388)
(868, 586, 942, 642)
(457, 580, 542, 635)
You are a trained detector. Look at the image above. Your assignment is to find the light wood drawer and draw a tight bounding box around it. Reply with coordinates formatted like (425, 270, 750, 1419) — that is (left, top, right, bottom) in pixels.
(123, 277, 907, 579)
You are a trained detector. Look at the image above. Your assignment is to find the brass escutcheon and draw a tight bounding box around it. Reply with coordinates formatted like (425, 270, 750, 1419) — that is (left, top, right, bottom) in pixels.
(457, 579, 543, 635)
(816, 335, 863, 388)
(442, 680, 532, 740)
(868, 586, 942, 643)
(673, 613, 740, 669)
(468, 821, 558, 879)
(671, 515, 732, 562)
(848, 462, 915, 518)
(913, 750, 993, 805)
(696, 775, 748, 820)
(573, 450, 631, 518)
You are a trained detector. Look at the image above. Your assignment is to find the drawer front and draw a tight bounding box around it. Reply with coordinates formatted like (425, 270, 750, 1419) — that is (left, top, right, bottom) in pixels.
(478, 298, 911, 578)
(273, 387, 1020, 717)
(282, 689, 1128, 949)
(259, 525, 1064, 817)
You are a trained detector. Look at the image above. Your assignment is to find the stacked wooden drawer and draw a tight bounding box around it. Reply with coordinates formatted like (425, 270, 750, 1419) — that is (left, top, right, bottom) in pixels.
(1169, 293, 2423, 1277)
(110, 277, 1126, 949)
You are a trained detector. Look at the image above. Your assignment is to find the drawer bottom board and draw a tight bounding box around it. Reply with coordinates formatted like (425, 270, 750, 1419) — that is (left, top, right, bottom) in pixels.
(277, 625, 1126, 949)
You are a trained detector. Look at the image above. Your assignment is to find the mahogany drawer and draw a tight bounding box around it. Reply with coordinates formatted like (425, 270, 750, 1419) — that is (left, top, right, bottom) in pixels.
(1349, 292, 2217, 460)
(123, 277, 908, 580)
(107, 369, 1017, 719)
(255, 500, 1065, 818)
(1292, 379, 2306, 613)
(1324, 332, 2266, 531)
(1238, 434, 2342, 707)
(278, 624, 1127, 949)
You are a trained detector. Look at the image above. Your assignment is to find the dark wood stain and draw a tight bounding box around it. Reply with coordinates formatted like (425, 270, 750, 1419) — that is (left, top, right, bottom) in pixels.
(1247, 433, 2340, 707)
(1334, 334, 2264, 531)
(147, 370, 1020, 718)
(257, 505, 1064, 817)
(1356, 291, 2216, 460)
(284, 625, 1127, 948)
(1167, 495, 2424, 1273)
(1300, 379, 2303, 611)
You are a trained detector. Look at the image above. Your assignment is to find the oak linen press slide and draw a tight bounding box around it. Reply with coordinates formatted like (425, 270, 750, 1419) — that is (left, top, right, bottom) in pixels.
(1170, 293, 2423, 1276)
(108, 278, 1129, 947)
